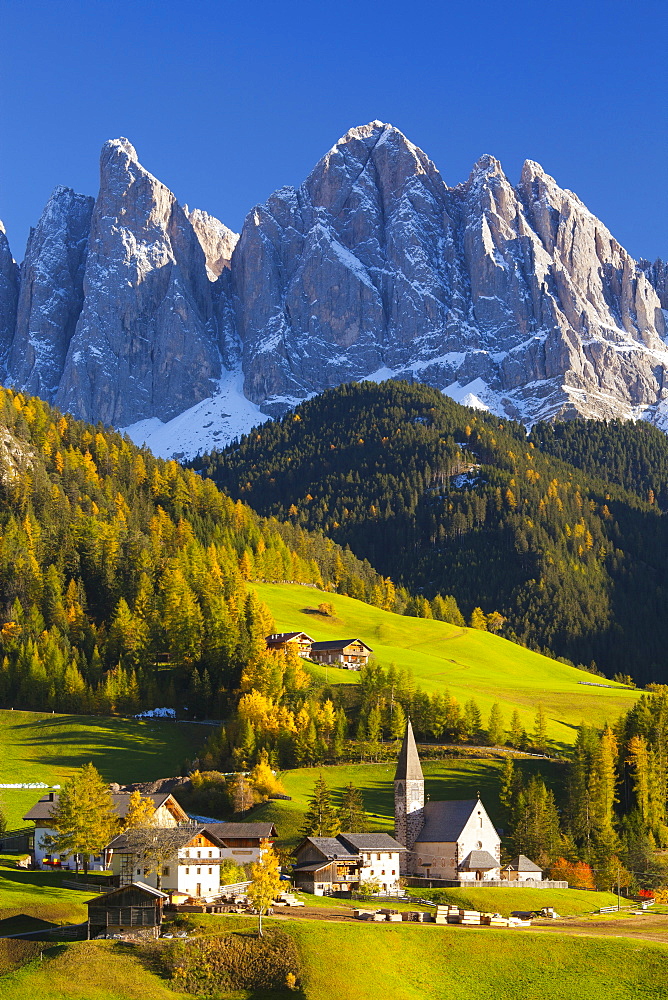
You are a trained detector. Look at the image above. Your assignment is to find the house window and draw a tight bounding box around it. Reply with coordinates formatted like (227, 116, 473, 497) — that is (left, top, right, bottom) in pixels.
(185, 867, 190, 875)
(185, 850, 190, 858)
(136, 868, 141, 875)
(163, 866, 170, 876)
(197, 851, 201, 858)
(392, 870, 396, 876)
(208, 851, 212, 858)
(208, 868, 213, 875)
(381, 870, 385, 875)
(376, 853, 381, 860)
(196, 867, 201, 875)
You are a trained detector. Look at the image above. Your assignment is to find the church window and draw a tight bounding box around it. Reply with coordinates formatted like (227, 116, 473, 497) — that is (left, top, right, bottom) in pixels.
(476, 841, 482, 849)
(479, 817, 483, 828)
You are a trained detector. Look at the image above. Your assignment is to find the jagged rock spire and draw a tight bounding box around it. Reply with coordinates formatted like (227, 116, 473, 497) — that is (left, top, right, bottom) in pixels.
(394, 718, 423, 782)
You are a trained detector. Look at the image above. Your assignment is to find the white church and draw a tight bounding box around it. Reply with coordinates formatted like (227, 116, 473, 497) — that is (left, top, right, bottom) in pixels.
(394, 720, 542, 884)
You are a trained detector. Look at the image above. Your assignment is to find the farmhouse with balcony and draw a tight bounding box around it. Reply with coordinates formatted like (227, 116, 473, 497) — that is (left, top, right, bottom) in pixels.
(265, 632, 314, 657)
(106, 826, 227, 901)
(308, 639, 372, 670)
(23, 789, 189, 870)
(292, 833, 405, 895)
(395, 720, 543, 884)
(202, 821, 277, 865)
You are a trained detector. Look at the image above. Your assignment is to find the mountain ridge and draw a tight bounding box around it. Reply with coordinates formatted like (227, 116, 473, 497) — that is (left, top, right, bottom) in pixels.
(0, 122, 666, 456)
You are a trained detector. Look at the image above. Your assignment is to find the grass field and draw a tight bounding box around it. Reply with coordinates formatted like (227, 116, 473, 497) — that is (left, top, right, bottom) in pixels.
(250, 758, 565, 846)
(0, 710, 206, 828)
(253, 583, 639, 746)
(1, 918, 668, 1000)
(0, 855, 92, 925)
(406, 885, 621, 917)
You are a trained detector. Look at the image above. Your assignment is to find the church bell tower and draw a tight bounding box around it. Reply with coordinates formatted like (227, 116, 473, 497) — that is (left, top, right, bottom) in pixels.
(394, 719, 424, 868)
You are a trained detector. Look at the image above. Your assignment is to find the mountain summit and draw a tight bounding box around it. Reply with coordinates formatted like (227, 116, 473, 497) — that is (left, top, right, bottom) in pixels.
(1, 122, 666, 455)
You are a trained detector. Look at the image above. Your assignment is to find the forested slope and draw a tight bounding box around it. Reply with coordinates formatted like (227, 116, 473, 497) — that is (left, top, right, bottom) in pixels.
(195, 380, 668, 684)
(0, 387, 398, 716)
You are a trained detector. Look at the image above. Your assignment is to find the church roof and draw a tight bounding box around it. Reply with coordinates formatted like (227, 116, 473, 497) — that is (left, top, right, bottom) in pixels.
(414, 799, 480, 843)
(458, 850, 499, 871)
(394, 719, 423, 782)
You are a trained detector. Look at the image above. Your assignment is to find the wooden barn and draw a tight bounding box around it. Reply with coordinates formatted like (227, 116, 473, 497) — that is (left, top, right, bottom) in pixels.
(87, 881, 168, 938)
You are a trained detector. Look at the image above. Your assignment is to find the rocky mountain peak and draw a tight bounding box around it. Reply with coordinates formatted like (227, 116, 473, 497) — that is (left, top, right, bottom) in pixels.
(2, 123, 668, 458)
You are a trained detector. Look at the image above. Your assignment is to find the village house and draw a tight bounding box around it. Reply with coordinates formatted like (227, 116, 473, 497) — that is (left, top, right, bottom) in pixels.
(308, 639, 372, 670)
(292, 833, 405, 895)
(202, 822, 277, 865)
(23, 789, 189, 870)
(106, 826, 226, 901)
(394, 720, 543, 884)
(86, 881, 168, 938)
(265, 632, 314, 657)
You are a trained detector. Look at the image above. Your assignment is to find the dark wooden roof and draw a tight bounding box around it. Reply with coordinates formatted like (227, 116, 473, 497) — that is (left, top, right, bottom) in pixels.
(339, 833, 406, 853)
(309, 639, 372, 652)
(266, 632, 313, 643)
(87, 880, 168, 904)
(23, 791, 183, 823)
(203, 822, 277, 841)
(106, 825, 225, 853)
(394, 719, 423, 782)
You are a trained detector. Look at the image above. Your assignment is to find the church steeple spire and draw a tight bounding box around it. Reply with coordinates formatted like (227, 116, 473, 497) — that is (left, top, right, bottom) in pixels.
(394, 718, 423, 782)
(394, 719, 425, 865)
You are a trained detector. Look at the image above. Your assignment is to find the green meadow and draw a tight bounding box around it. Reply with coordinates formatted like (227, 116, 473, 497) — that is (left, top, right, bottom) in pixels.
(254, 583, 639, 746)
(251, 758, 565, 847)
(0, 710, 206, 828)
(1, 918, 667, 1000)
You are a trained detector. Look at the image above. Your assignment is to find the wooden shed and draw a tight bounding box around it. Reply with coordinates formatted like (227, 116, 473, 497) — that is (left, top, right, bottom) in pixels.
(87, 881, 168, 938)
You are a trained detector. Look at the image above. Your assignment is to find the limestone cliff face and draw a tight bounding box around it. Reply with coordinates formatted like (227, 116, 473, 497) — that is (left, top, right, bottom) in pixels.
(234, 122, 668, 426)
(1, 123, 667, 448)
(7, 188, 93, 400)
(53, 139, 224, 425)
(0, 223, 19, 371)
(186, 208, 238, 279)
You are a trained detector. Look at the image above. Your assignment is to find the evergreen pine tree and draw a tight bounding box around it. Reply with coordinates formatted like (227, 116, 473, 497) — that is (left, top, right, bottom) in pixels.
(300, 774, 340, 838)
(338, 783, 369, 833)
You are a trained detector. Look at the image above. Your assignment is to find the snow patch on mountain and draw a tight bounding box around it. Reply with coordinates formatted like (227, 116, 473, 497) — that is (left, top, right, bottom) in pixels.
(121, 368, 267, 459)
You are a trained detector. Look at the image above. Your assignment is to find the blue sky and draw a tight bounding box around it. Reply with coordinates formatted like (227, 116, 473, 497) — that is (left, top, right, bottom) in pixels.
(1, 0, 666, 261)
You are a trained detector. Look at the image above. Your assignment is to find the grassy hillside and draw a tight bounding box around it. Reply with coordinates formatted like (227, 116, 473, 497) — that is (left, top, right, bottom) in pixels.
(0, 855, 93, 926)
(249, 758, 565, 847)
(198, 378, 668, 684)
(2, 919, 668, 999)
(0, 710, 205, 828)
(289, 920, 668, 1000)
(253, 582, 638, 745)
(406, 885, 620, 917)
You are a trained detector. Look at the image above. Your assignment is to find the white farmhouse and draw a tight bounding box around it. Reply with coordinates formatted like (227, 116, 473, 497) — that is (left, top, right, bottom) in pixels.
(107, 826, 226, 902)
(23, 790, 189, 870)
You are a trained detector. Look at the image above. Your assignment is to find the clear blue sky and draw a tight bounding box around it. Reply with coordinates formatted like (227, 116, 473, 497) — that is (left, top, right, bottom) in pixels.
(1, 0, 666, 262)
